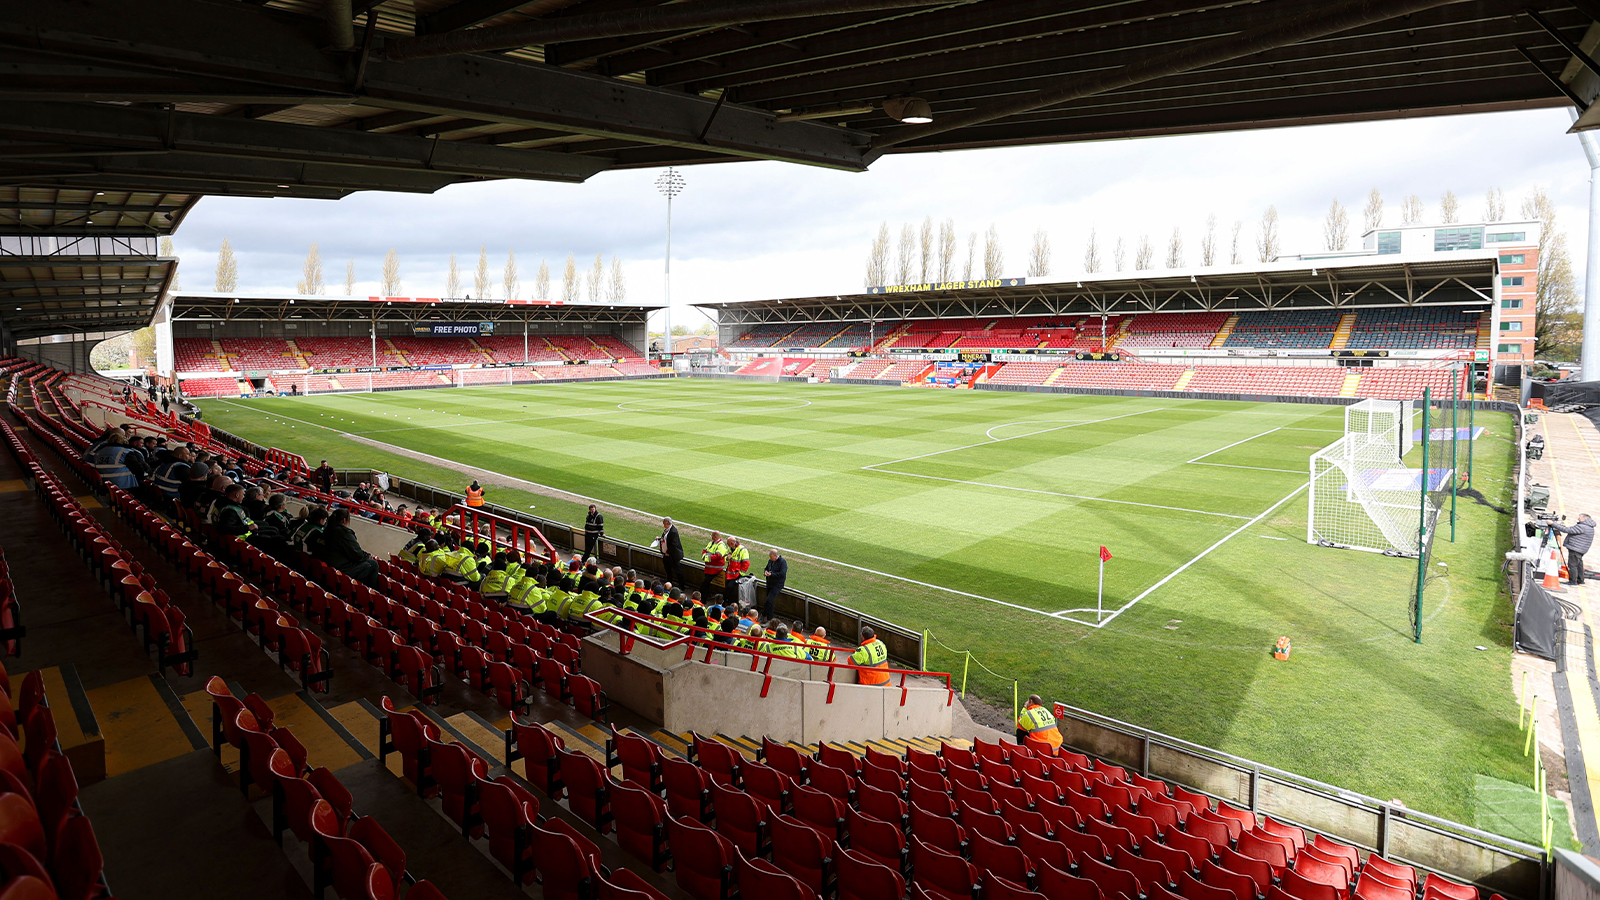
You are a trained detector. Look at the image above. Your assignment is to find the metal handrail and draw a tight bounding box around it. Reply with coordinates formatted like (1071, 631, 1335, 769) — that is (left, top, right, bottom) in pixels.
(450, 504, 559, 567)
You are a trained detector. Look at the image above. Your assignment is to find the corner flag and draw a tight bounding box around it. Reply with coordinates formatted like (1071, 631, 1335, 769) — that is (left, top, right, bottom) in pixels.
(1096, 546, 1111, 620)
(1100, 546, 1113, 562)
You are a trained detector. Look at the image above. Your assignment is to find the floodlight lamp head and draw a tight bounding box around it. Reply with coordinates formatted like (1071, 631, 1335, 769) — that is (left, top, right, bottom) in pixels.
(656, 167, 685, 198)
(882, 96, 933, 124)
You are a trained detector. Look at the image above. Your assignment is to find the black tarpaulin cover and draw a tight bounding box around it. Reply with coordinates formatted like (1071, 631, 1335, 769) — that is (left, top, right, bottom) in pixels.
(1515, 578, 1562, 661)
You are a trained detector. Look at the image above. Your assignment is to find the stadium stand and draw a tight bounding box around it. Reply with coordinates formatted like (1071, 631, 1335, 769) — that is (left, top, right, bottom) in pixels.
(734, 358, 785, 377)
(728, 323, 796, 348)
(1353, 367, 1464, 399)
(1047, 363, 1189, 391)
(985, 362, 1060, 386)
(1183, 366, 1349, 396)
(1225, 311, 1341, 348)
(842, 359, 894, 379)
(1346, 307, 1480, 350)
(474, 335, 568, 362)
(177, 377, 245, 398)
(1117, 312, 1230, 348)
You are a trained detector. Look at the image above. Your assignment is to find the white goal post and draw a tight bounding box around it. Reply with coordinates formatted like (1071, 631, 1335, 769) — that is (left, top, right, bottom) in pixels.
(1307, 399, 1428, 555)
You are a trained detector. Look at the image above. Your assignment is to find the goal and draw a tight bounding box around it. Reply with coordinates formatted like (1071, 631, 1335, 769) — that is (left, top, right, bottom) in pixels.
(1307, 399, 1429, 555)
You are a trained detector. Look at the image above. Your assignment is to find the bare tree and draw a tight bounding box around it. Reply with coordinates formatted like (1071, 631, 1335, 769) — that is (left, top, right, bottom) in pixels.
(1363, 188, 1384, 231)
(1112, 237, 1126, 271)
(160, 237, 180, 291)
(1229, 220, 1243, 264)
(608, 256, 625, 304)
(474, 245, 490, 299)
(1164, 227, 1184, 268)
(1084, 228, 1101, 273)
(1400, 194, 1424, 224)
(1485, 186, 1506, 221)
(560, 253, 579, 302)
(1199, 214, 1217, 266)
(503, 249, 520, 301)
(896, 224, 915, 284)
(866, 222, 890, 287)
(445, 254, 462, 298)
(380, 249, 402, 295)
(296, 242, 325, 295)
(919, 216, 934, 283)
(214, 238, 238, 292)
(1027, 228, 1051, 277)
(1255, 206, 1280, 262)
(536, 259, 550, 302)
(344, 260, 354, 296)
(1134, 234, 1154, 270)
(1439, 190, 1459, 224)
(588, 253, 604, 303)
(983, 224, 1004, 278)
(1523, 187, 1580, 357)
(1322, 199, 1349, 251)
(938, 218, 956, 281)
(963, 233, 977, 280)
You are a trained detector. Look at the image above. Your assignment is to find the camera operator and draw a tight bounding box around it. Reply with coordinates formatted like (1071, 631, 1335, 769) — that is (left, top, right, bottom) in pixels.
(1551, 513, 1595, 586)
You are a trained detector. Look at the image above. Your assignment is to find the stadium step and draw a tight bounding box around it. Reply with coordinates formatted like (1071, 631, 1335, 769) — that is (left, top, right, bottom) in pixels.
(1476, 311, 1493, 351)
(37, 664, 107, 784)
(1329, 313, 1359, 350)
(1209, 314, 1239, 348)
(1174, 369, 1196, 391)
(1339, 371, 1362, 397)
(1106, 317, 1133, 348)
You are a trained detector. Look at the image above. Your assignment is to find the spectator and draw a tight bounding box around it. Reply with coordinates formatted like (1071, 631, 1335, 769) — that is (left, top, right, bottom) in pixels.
(291, 506, 328, 553)
(242, 486, 267, 521)
(313, 459, 334, 494)
(397, 526, 431, 566)
(418, 540, 450, 578)
(316, 508, 382, 587)
(151, 446, 192, 507)
(479, 553, 512, 601)
(465, 480, 484, 508)
(762, 549, 787, 619)
(1554, 514, 1596, 586)
(659, 517, 683, 579)
(585, 504, 604, 557)
(1016, 694, 1063, 756)
(351, 483, 370, 504)
(92, 435, 141, 490)
(179, 457, 211, 508)
(257, 494, 295, 557)
(214, 485, 258, 541)
(850, 626, 890, 686)
(806, 627, 832, 662)
(701, 530, 728, 592)
(768, 624, 805, 659)
(725, 536, 750, 589)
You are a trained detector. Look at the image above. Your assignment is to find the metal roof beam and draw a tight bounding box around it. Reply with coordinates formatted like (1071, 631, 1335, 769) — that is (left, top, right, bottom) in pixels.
(386, 0, 960, 61)
(0, 0, 872, 171)
(873, 0, 1468, 150)
(0, 102, 610, 183)
(0, 278, 165, 291)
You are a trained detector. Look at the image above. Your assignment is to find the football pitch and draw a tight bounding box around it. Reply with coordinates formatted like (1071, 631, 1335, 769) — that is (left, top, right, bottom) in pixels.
(201, 378, 1538, 830)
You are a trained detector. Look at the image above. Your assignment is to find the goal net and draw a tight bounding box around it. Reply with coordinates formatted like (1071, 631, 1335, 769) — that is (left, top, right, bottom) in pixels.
(1307, 399, 1429, 555)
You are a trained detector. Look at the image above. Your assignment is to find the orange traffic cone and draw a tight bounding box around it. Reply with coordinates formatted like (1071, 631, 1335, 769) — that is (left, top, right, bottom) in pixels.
(1544, 569, 1562, 590)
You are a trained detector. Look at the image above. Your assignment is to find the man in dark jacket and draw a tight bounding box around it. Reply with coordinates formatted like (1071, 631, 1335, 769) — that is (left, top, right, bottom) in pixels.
(214, 485, 257, 541)
(585, 504, 605, 557)
(316, 509, 381, 587)
(762, 549, 788, 619)
(1554, 514, 1596, 586)
(313, 460, 335, 495)
(660, 517, 683, 580)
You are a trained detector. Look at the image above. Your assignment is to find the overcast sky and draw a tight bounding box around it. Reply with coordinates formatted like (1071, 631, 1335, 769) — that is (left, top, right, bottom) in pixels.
(171, 106, 1594, 329)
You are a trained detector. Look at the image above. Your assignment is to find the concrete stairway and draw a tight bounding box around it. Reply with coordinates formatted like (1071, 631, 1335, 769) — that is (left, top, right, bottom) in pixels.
(1209, 315, 1239, 348)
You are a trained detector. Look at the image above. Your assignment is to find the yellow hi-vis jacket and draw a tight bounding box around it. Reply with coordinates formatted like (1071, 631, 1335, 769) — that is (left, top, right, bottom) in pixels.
(850, 638, 890, 685)
(1017, 702, 1063, 754)
(419, 549, 451, 578)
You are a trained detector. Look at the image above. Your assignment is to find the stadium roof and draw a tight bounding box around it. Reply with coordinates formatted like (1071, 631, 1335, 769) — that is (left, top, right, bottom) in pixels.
(0, 245, 177, 341)
(169, 292, 663, 324)
(697, 252, 1501, 325)
(0, 0, 1590, 204)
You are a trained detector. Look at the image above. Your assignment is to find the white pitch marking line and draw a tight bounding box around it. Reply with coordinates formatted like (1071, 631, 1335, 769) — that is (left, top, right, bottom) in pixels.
(1055, 481, 1310, 628)
(1187, 427, 1282, 464)
(1258, 535, 1287, 540)
(1188, 462, 1306, 475)
(862, 407, 1169, 470)
(867, 468, 1253, 520)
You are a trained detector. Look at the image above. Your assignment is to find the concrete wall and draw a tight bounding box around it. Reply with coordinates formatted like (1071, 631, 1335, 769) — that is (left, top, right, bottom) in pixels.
(281, 497, 414, 559)
(583, 633, 952, 744)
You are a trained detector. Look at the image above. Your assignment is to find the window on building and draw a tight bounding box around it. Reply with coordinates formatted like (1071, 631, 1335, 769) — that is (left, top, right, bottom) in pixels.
(1502, 276, 1524, 286)
(1434, 227, 1484, 251)
(1500, 253, 1526, 264)
(1498, 343, 1521, 354)
(1500, 321, 1522, 332)
(1502, 299, 1522, 309)
(1376, 231, 1402, 254)
(1486, 232, 1526, 243)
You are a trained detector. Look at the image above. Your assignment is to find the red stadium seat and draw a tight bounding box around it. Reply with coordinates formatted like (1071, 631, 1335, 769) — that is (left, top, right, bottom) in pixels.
(837, 842, 906, 900)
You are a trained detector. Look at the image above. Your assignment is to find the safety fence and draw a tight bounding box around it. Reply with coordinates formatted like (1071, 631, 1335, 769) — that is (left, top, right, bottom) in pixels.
(920, 628, 1021, 723)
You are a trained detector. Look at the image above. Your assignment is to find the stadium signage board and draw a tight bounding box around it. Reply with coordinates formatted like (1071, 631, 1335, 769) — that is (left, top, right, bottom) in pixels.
(1074, 351, 1123, 362)
(866, 277, 1025, 294)
(958, 351, 991, 362)
(414, 322, 491, 336)
(1331, 350, 1390, 358)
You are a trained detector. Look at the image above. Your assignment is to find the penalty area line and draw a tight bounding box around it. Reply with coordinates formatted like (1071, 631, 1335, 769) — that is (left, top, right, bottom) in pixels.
(1186, 427, 1281, 463)
(1053, 480, 1310, 628)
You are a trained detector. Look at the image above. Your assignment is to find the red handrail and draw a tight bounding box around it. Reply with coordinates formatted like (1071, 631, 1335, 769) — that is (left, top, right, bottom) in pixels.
(450, 505, 559, 567)
(258, 478, 416, 530)
(583, 606, 953, 709)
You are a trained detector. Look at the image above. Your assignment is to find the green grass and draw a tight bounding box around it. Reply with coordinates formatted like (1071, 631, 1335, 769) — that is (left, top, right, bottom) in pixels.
(1473, 775, 1576, 849)
(199, 378, 1529, 828)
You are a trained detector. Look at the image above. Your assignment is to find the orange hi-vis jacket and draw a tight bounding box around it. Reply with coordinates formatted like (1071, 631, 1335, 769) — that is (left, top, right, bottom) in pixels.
(851, 638, 890, 686)
(1017, 702, 1063, 754)
(465, 486, 484, 507)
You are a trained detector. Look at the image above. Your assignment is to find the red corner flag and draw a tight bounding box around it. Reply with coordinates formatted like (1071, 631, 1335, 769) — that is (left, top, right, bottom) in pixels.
(1100, 546, 1112, 562)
